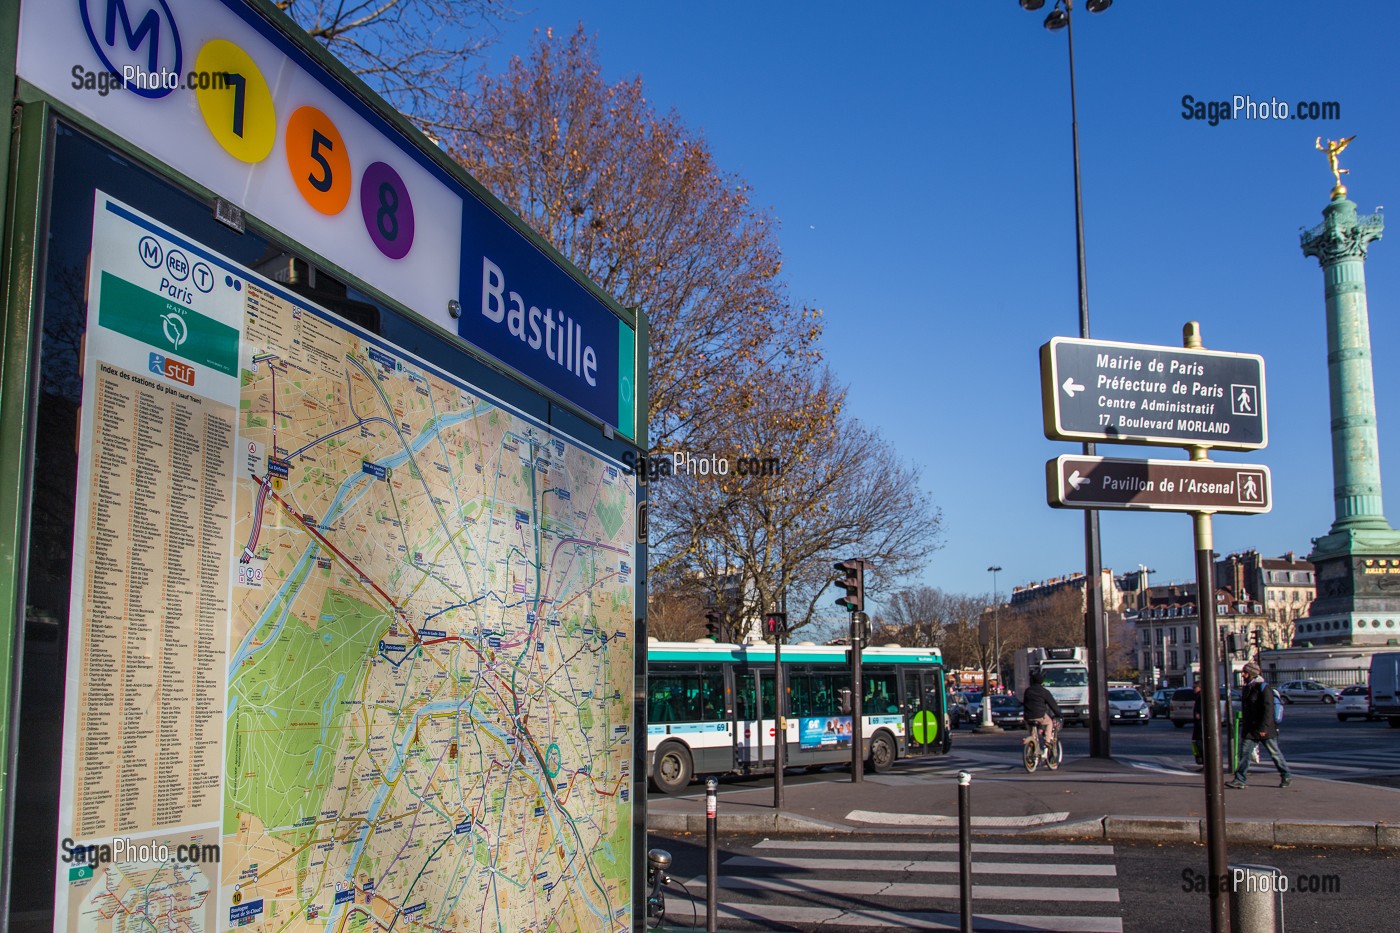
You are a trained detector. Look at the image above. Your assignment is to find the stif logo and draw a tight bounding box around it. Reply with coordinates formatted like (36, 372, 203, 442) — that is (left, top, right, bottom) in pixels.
(79, 0, 183, 100)
(149, 352, 195, 386)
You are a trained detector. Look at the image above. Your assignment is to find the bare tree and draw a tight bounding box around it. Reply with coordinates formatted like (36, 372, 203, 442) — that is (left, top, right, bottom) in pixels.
(447, 26, 823, 459)
(1105, 610, 1138, 681)
(653, 368, 942, 642)
(277, 0, 511, 133)
(935, 593, 997, 677)
(1008, 587, 1086, 649)
(876, 586, 983, 650)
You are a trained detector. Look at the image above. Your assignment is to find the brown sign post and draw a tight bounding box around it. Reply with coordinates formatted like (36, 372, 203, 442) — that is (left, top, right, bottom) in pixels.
(1047, 455, 1271, 514)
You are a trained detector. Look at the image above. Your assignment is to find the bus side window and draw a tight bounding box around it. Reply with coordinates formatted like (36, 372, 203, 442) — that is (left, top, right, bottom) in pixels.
(735, 676, 756, 720)
(865, 673, 897, 713)
(789, 675, 813, 718)
(649, 676, 680, 723)
(700, 668, 725, 720)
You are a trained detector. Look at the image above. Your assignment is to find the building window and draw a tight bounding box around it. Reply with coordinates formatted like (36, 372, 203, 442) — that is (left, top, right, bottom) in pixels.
(1170, 650, 1179, 670)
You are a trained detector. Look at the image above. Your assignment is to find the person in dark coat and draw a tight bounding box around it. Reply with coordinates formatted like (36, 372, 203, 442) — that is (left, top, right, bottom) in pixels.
(1022, 672, 1062, 742)
(1225, 662, 1292, 788)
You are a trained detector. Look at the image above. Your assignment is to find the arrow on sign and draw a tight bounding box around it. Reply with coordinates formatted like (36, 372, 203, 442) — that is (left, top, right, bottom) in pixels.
(1068, 470, 1087, 490)
(1062, 377, 1085, 397)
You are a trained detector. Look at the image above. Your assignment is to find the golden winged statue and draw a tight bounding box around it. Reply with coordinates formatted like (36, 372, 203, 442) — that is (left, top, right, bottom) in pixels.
(1317, 135, 1356, 196)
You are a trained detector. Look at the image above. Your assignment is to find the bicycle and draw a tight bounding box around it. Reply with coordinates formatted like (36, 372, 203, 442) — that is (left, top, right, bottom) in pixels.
(1022, 717, 1063, 772)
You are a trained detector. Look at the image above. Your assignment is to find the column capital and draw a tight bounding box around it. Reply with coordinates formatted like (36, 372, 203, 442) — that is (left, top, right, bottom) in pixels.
(1301, 197, 1384, 266)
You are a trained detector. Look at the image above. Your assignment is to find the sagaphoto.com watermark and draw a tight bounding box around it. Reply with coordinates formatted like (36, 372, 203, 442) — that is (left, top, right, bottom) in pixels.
(1180, 867, 1340, 894)
(61, 836, 221, 872)
(620, 450, 783, 482)
(1181, 94, 1341, 127)
(70, 64, 233, 97)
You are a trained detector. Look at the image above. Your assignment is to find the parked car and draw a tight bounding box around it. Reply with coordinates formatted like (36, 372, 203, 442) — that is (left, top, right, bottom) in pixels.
(946, 692, 971, 728)
(988, 694, 1025, 729)
(1169, 686, 1241, 727)
(1335, 684, 1375, 722)
(1151, 689, 1173, 718)
(1108, 688, 1150, 724)
(1169, 688, 1197, 728)
(1371, 652, 1400, 727)
(1278, 680, 1342, 704)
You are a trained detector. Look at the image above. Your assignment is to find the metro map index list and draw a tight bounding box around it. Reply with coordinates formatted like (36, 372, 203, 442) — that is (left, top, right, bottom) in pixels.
(1041, 336, 1266, 450)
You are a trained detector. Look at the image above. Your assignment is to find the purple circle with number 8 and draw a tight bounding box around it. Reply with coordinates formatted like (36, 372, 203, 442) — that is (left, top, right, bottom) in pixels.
(360, 161, 415, 259)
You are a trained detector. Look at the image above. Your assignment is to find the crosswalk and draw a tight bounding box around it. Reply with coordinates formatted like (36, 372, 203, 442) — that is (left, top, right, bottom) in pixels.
(1287, 743, 1400, 779)
(1123, 743, 1400, 780)
(675, 838, 1123, 931)
(894, 751, 1021, 779)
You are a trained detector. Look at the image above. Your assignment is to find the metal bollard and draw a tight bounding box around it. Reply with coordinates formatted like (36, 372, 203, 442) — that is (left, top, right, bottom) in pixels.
(1230, 863, 1286, 933)
(958, 770, 973, 933)
(706, 777, 719, 932)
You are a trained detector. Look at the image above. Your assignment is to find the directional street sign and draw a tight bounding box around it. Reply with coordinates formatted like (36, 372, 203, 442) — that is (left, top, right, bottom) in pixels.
(1047, 455, 1272, 514)
(1041, 337, 1267, 450)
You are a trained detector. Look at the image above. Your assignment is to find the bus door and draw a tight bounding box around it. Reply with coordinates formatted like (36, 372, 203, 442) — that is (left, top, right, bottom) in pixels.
(733, 667, 776, 770)
(903, 668, 944, 755)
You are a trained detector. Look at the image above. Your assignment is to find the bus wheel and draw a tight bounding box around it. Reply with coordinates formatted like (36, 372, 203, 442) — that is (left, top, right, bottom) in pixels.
(652, 743, 693, 795)
(868, 733, 896, 773)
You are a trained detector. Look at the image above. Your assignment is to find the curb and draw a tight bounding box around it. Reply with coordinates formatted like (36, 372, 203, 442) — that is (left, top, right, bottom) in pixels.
(647, 812, 1399, 848)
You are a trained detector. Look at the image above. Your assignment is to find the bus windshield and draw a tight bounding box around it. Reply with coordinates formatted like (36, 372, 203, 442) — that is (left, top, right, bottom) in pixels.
(1042, 668, 1089, 688)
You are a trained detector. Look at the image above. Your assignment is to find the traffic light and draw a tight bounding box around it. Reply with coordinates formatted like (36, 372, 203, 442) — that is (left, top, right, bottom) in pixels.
(704, 610, 724, 642)
(833, 558, 866, 613)
(763, 612, 788, 638)
(1225, 632, 1242, 655)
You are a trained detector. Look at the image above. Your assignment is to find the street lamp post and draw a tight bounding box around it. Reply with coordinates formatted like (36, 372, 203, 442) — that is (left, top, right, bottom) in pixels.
(987, 566, 1002, 691)
(1021, 0, 1114, 761)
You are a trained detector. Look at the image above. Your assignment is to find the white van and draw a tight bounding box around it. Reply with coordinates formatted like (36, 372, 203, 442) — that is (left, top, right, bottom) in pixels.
(1369, 652, 1400, 728)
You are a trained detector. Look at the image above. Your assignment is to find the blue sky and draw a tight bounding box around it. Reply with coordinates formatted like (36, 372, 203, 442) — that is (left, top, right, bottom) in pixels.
(482, 2, 1400, 607)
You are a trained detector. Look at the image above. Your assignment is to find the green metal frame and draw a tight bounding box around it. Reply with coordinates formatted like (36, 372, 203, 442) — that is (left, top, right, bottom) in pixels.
(0, 97, 49, 892)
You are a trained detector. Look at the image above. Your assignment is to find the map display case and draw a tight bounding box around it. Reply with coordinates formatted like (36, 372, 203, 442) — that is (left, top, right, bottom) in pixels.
(0, 1, 647, 930)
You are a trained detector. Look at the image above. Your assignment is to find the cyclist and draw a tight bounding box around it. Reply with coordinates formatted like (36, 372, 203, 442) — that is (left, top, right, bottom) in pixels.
(1022, 671, 1062, 747)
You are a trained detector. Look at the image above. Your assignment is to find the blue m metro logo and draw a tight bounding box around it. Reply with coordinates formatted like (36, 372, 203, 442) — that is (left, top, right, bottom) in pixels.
(106, 0, 161, 73)
(79, 0, 183, 100)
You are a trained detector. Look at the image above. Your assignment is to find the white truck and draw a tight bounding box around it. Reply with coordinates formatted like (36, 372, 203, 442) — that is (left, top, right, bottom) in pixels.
(1013, 646, 1091, 726)
(1370, 651, 1400, 728)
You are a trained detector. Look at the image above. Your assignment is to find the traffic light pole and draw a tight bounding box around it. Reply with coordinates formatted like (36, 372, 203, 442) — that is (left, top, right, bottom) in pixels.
(833, 560, 869, 783)
(773, 632, 785, 809)
(850, 611, 864, 784)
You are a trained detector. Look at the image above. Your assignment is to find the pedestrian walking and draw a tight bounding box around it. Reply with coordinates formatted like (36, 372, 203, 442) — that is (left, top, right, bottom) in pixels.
(1225, 662, 1292, 789)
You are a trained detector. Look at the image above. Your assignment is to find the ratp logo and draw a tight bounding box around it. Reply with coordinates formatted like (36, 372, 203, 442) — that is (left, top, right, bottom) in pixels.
(161, 311, 187, 350)
(78, 0, 183, 100)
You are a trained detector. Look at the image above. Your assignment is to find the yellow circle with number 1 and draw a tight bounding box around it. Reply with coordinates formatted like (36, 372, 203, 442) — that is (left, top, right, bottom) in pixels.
(194, 39, 275, 163)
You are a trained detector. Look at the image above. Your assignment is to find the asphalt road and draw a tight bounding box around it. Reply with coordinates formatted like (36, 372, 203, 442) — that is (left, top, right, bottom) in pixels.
(665, 699, 1400, 803)
(947, 698, 1400, 788)
(646, 830, 1398, 931)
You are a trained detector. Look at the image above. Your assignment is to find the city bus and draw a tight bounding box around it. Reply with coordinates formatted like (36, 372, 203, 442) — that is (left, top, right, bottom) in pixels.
(646, 639, 950, 794)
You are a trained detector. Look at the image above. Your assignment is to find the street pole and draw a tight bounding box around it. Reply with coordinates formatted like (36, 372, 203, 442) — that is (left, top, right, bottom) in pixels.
(988, 566, 1002, 692)
(1064, 2, 1111, 760)
(850, 611, 865, 783)
(774, 631, 785, 809)
(1186, 323, 1230, 933)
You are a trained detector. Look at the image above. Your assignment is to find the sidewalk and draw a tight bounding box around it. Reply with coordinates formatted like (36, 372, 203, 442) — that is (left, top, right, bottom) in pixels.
(647, 754, 1400, 847)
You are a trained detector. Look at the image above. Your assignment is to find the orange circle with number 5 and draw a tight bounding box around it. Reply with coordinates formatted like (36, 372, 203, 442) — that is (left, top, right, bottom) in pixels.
(285, 106, 351, 215)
